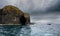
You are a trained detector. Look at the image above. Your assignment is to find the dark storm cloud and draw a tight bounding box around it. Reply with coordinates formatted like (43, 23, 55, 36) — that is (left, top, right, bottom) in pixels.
(29, 0, 60, 15)
(46, 1, 60, 12)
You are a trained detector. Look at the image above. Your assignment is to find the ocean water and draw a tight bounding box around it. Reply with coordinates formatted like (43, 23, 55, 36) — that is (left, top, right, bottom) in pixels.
(0, 23, 60, 36)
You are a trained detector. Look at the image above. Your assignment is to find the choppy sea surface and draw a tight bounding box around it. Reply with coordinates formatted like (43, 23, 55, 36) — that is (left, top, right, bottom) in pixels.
(0, 23, 60, 36)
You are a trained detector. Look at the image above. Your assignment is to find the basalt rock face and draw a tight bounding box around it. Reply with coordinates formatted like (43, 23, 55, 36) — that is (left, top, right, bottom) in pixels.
(0, 9, 2, 24)
(0, 5, 30, 24)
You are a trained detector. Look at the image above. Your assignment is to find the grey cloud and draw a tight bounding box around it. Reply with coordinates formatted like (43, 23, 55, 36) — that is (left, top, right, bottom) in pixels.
(46, 1, 60, 12)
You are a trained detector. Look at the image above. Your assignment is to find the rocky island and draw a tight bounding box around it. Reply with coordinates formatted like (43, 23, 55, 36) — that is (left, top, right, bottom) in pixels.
(0, 5, 30, 25)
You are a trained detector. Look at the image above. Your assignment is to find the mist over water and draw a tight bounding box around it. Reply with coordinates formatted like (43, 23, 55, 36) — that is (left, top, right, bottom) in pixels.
(31, 13, 60, 24)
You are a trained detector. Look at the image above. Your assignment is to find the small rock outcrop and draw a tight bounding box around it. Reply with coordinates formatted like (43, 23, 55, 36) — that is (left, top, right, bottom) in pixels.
(0, 5, 30, 25)
(24, 12, 30, 24)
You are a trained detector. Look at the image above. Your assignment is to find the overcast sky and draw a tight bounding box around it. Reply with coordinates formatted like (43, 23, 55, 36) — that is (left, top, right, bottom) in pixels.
(0, 0, 60, 23)
(0, 0, 60, 12)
